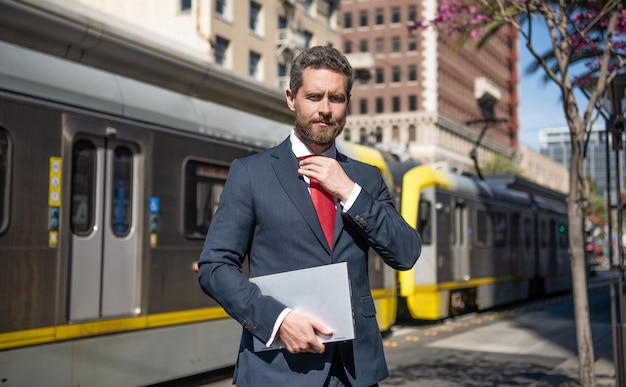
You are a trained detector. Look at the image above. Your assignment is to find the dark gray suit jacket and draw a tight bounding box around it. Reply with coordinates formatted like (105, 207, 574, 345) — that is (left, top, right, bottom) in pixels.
(198, 137, 421, 387)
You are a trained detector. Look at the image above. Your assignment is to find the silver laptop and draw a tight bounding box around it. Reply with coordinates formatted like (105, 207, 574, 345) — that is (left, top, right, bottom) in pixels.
(250, 262, 355, 352)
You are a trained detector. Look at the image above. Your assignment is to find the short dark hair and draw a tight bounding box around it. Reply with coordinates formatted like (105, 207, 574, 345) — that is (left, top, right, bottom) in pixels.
(289, 46, 354, 96)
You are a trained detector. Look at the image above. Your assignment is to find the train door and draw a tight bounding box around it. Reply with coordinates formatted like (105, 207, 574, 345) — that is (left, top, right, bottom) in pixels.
(68, 136, 142, 321)
(453, 201, 470, 281)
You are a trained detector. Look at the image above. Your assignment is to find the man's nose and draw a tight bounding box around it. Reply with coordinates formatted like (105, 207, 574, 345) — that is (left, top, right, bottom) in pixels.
(319, 97, 331, 115)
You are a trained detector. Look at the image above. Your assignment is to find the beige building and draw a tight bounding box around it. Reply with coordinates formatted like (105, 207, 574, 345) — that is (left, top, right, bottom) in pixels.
(71, 0, 342, 88)
(516, 146, 569, 194)
(68, 0, 567, 189)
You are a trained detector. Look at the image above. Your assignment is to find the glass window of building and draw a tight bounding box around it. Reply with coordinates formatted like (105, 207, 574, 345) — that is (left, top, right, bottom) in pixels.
(408, 64, 417, 81)
(277, 63, 287, 89)
(409, 95, 417, 111)
(359, 10, 368, 26)
(375, 68, 384, 84)
(408, 5, 417, 20)
(392, 96, 400, 112)
(249, 1, 261, 32)
(391, 36, 400, 52)
(391, 7, 400, 23)
(375, 8, 384, 25)
(302, 30, 313, 48)
(180, 0, 191, 12)
(249, 50, 261, 78)
(344, 40, 353, 53)
(214, 36, 229, 66)
(344, 128, 351, 142)
(359, 39, 368, 52)
(408, 36, 417, 51)
(392, 66, 400, 82)
(359, 98, 368, 114)
(278, 15, 286, 28)
(375, 127, 383, 142)
(215, 0, 226, 16)
(375, 37, 384, 53)
(344, 12, 352, 28)
(392, 125, 399, 140)
(408, 124, 416, 141)
(359, 127, 367, 144)
(304, 0, 313, 12)
(376, 97, 384, 113)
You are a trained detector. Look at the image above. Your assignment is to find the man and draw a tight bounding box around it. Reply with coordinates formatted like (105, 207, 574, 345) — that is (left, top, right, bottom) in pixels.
(198, 46, 421, 387)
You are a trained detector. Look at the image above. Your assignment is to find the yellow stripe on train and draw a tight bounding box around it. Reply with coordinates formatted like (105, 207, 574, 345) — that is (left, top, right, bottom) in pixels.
(0, 307, 229, 351)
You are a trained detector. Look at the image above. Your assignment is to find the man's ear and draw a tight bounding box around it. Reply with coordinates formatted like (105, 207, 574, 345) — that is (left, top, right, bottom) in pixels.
(285, 89, 296, 111)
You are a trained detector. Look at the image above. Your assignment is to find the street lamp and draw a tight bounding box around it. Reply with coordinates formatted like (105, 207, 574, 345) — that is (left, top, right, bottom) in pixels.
(606, 75, 626, 387)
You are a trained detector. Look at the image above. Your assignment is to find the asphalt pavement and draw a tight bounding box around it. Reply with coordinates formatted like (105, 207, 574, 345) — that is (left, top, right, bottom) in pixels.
(379, 270, 616, 387)
(200, 269, 618, 387)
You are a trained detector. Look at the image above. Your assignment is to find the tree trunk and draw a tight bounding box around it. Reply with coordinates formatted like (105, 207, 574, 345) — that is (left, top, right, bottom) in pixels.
(568, 122, 596, 387)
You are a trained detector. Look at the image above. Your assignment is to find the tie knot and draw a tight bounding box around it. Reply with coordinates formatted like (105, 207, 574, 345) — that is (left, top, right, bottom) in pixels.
(298, 155, 315, 161)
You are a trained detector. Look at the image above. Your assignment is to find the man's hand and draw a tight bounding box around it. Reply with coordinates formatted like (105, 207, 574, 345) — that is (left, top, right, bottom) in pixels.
(278, 311, 333, 354)
(298, 156, 355, 202)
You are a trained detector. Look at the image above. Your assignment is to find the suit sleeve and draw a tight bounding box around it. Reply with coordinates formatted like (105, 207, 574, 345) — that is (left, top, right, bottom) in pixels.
(197, 159, 285, 343)
(343, 166, 421, 271)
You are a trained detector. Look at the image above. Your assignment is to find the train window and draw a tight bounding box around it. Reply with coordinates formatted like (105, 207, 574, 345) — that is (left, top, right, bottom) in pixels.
(111, 146, 133, 236)
(475, 210, 492, 247)
(549, 219, 557, 250)
(540, 220, 548, 248)
(0, 128, 10, 234)
(184, 160, 229, 239)
(558, 222, 568, 248)
(493, 213, 507, 248)
(70, 140, 96, 235)
(510, 213, 520, 248)
(417, 198, 432, 245)
(523, 217, 533, 249)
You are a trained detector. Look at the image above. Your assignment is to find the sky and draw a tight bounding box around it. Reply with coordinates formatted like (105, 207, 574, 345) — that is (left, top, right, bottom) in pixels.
(516, 25, 591, 152)
(516, 32, 577, 152)
(517, 51, 568, 151)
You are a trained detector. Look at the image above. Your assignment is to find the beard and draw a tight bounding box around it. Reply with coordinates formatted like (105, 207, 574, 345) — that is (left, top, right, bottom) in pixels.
(294, 114, 345, 146)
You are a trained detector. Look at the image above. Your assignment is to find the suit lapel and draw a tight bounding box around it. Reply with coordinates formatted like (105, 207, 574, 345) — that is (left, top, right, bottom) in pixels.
(271, 139, 331, 253)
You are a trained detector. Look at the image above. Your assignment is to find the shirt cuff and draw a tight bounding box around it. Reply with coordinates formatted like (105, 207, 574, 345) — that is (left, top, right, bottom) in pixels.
(341, 183, 361, 212)
(266, 308, 292, 346)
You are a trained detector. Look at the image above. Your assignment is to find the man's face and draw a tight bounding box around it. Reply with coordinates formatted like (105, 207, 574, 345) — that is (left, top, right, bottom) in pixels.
(286, 68, 349, 149)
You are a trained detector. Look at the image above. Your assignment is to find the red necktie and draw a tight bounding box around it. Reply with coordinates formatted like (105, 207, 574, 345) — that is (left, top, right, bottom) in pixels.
(299, 156, 336, 249)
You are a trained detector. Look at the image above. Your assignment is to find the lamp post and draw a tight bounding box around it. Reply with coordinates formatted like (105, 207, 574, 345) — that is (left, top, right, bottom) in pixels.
(607, 75, 626, 387)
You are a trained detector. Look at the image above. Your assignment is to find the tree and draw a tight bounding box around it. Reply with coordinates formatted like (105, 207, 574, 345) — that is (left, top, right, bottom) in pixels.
(480, 154, 524, 175)
(410, 1, 626, 386)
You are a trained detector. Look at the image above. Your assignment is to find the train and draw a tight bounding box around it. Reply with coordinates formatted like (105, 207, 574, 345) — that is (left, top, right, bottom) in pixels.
(0, 39, 401, 386)
(393, 163, 571, 321)
(0, 25, 571, 387)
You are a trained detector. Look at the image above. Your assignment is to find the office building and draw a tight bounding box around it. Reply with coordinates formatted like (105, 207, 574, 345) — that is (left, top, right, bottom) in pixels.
(340, 0, 520, 172)
(540, 126, 626, 197)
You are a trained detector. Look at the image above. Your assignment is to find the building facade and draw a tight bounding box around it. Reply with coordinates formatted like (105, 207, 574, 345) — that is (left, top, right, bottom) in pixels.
(540, 126, 626, 198)
(69, 0, 568, 191)
(71, 0, 342, 88)
(340, 0, 519, 172)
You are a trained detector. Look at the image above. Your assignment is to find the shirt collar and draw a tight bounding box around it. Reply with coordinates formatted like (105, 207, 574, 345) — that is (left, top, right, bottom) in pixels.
(290, 129, 337, 159)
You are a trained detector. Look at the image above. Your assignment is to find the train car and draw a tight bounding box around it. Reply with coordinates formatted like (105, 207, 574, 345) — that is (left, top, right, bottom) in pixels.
(337, 142, 398, 331)
(0, 40, 398, 386)
(396, 163, 571, 320)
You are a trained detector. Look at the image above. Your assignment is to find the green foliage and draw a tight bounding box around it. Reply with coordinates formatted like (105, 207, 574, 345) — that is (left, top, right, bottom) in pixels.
(479, 154, 523, 175)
